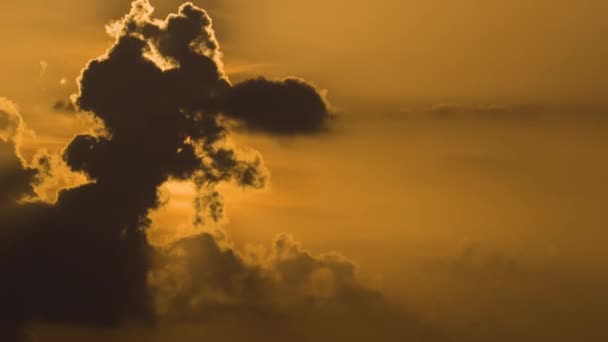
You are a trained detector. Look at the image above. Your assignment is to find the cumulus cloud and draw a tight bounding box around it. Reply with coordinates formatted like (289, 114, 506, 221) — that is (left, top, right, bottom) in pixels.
(26, 231, 447, 342)
(150, 232, 379, 319)
(0, 2, 398, 341)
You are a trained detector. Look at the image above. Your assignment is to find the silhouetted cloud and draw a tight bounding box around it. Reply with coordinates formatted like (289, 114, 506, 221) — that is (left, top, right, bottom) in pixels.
(223, 77, 331, 134)
(0, 100, 37, 209)
(0, 2, 377, 341)
(0, 140, 37, 208)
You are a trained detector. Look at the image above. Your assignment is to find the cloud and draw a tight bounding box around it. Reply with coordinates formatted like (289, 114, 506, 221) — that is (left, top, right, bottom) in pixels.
(0, 99, 38, 209)
(26, 231, 447, 342)
(151, 232, 380, 319)
(0, 98, 24, 143)
(29, 150, 88, 203)
(0, 2, 377, 341)
(0, 140, 38, 209)
(223, 77, 331, 134)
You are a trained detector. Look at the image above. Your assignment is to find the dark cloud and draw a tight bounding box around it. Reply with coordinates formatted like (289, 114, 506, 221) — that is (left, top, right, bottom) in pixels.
(0, 103, 38, 209)
(0, 140, 37, 208)
(28, 150, 88, 203)
(223, 77, 331, 134)
(0, 1, 371, 341)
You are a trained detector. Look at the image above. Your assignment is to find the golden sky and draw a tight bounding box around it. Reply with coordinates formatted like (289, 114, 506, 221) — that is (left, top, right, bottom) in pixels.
(0, 1, 607, 341)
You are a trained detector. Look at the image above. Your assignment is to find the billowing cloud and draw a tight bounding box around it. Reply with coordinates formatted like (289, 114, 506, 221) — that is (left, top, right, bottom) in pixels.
(151, 232, 379, 320)
(0, 2, 400, 341)
(25, 231, 447, 342)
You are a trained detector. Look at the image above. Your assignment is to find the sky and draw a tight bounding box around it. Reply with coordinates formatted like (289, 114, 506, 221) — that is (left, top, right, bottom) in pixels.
(0, 1, 607, 341)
